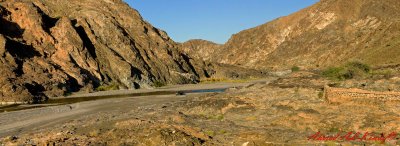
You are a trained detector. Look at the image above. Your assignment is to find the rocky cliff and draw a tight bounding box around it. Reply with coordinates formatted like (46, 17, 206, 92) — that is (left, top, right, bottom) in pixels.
(179, 39, 221, 61)
(179, 39, 268, 79)
(0, 0, 207, 103)
(206, 0, 400, 70)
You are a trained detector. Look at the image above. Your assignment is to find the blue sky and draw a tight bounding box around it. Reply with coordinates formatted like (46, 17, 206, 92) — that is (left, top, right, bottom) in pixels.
(126, 0, 319, 44)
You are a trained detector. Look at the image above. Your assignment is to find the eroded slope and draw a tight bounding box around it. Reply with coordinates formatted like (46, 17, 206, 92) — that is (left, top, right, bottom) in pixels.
(0, 0, 206, 102)
(210, 0, 400, 70)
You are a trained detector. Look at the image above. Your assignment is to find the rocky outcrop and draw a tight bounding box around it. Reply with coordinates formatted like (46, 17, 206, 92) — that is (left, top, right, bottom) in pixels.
(178, 40, 269, 79)
(179, 39, 221, 61)
(0, 0, 206, 103)
(206, 0, 400, 70)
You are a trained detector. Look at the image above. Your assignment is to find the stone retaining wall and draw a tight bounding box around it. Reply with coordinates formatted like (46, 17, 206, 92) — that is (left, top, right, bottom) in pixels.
(324, 85, 400, 103)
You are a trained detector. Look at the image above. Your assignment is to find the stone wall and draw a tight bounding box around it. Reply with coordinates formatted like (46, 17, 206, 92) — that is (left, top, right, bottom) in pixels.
(324, 85, 400, 103)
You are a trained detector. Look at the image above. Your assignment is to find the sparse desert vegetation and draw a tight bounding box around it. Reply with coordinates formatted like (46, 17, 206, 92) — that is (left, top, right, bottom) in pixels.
(153, 81, 166, 87)
(291, 66, 300, 72)
(322, 61, 371, 80)
(322, 61, 397, 81)
(96, 82, 119, 91)
(200, 77, 258, 84)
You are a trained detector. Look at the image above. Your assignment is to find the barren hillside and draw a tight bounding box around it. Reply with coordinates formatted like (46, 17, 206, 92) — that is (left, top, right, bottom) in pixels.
(193, 0, 400, 70)
(0, 0, 209, 102)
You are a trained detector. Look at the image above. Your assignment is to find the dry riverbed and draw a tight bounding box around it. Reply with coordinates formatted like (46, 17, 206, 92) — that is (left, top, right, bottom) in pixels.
(0, 81, 267, 145)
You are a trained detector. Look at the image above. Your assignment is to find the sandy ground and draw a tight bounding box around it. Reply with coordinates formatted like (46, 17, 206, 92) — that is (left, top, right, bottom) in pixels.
(0, 80, 269, 138)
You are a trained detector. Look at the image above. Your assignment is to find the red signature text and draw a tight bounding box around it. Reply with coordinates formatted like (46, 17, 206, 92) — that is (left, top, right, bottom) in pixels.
(308, 132, 398, 143)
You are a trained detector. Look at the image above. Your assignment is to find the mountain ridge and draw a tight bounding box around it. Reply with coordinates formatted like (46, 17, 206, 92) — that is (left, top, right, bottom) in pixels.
(187, 0, 400, 70)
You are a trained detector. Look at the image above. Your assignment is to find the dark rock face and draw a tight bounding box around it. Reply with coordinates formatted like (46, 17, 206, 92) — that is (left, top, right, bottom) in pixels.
(0, 0, 204, 102)
(200, 0, 400, 70)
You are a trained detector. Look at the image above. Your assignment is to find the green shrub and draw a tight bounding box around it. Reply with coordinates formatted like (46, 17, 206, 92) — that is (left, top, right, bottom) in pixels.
(153, 81, 166, 87)
(207, 114, 224, 121)
(371, 69, 394, 79)
(96, 83, 119, 91)
(63, 92, 72, 97)
(322, 67, 348, 80)
(346, 61, 370, 73)
(318, 91, 324, 99)
(204, 130, 216, 137)
(322, 61, 370, 80)
(291, 66, 300, 72)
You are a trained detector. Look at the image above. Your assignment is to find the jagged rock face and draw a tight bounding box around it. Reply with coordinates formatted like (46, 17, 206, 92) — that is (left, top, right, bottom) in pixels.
(179, 39, 221, 61)
(178, 40, 269, 79)
(0, 0, 203, 102)
(211, 0, 400, 70)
